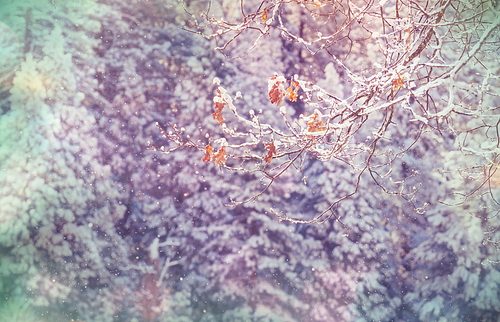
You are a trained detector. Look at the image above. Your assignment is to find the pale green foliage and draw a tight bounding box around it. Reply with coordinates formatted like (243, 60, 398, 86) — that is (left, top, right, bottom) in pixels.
(0, 296, 39, 322)
(0, 1, 129, 321)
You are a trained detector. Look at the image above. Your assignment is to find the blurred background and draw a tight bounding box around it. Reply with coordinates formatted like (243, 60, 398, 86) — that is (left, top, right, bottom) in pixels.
(0, 0, 499, 321)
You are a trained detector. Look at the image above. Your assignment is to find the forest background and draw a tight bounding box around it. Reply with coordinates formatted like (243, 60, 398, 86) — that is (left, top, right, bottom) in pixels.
(0, 0, 499, 321)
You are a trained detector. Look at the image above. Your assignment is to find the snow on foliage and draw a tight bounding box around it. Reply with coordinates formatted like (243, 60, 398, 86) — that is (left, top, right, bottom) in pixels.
(1, 0, 500, 322)
(0, 1, 130, 321)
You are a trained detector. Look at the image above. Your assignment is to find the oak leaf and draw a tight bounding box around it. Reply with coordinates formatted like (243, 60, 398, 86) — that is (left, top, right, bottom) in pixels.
(213, 146, 227, 165)
(262, 7, 268, 22)
(202, 144, 214, 163)
(264, 141, 276, 164)
(212, 89, 226, 125)
(269, 76, 286, 106)
(286, 80, 299, 102)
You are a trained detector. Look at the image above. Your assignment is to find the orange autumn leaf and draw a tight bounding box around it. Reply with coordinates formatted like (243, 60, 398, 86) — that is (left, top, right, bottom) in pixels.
(286, 80, 299, 102)
(269, 76, 286, 106)
(202, 144, 214, 163)
(212, 89, 226, 125)
(392, 75, 405, 90)
(212, 103, 225, 125)
(264, 141, 276, 164)
(307, 113, 327, 132)
(313, 0, 322, 7)
(262, 7, 268, 22)
(213, 146, 227, 165)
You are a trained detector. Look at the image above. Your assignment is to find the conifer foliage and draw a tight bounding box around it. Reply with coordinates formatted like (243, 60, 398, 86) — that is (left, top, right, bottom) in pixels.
(1, 1, 499, 322)
(155, 0, 500, 225)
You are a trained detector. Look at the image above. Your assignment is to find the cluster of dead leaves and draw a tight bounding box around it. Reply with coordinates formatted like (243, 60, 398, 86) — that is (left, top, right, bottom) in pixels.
(269, 77, 299, 106)
(202, 144, 227, 165)
(212, 88, 227, 125)
(307, 112, 327, 132)
(261, 7, 268, 22)
(202, 142, 277, 166)
(203, 77, 301, 166)
(392, 74, 405, 91)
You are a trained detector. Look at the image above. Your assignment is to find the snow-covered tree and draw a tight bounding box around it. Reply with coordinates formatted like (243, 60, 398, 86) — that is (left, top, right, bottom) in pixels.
(2, 0, 500, 321)
(151, 0, 500, 320)
(155, 0, 500, 225)
(0, 1, 132, 321)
